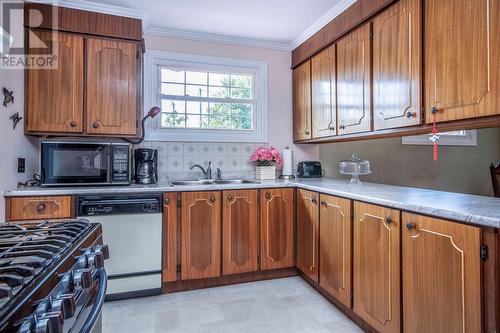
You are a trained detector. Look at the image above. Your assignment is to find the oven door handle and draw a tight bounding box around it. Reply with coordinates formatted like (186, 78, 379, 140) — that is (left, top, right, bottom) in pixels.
(80, 267, 108, 333)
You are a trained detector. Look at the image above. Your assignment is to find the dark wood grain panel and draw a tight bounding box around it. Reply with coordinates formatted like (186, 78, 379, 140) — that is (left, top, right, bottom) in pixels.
(24, 3, 142, 41)
(162, 193, 178, 283)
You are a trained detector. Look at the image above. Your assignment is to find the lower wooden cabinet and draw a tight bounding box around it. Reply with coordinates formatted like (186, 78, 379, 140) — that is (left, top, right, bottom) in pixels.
(353, 202, 400, 333)
(222, 190, 258, 275)
(402, 212, 481, 332)
(319, 194, 352, 308)
(181, 191, 221, 280)
(296, 189, 319, 282)
(260, 188, 294, 270)
(162, 193, 178, 283)
(5, 196, 73, 222)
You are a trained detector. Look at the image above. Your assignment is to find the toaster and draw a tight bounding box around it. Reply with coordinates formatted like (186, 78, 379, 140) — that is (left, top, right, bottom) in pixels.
(297, 161, 323, 178)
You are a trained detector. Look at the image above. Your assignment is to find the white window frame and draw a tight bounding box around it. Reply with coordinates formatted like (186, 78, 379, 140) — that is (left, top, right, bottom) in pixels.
(144, 50, 268, 142)
(402, 130, 477, 146)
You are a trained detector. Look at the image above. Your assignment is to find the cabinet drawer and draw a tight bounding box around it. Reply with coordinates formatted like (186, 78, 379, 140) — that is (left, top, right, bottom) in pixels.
(7, 196, 73, 221)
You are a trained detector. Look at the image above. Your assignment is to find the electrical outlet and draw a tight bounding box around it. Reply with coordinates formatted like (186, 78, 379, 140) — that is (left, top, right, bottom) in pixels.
(17, 158, 25, 173)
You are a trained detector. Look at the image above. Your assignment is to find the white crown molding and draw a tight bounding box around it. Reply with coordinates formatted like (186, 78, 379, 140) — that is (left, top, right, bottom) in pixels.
(145, 26, 292, 51)
(289, 0, 357, 50)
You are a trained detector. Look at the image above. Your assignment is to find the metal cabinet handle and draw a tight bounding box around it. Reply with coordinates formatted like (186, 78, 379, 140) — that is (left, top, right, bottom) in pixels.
(305, 129, 310, 135)
(36, 203, 46, 213)
(320, 201, 327, 206)
(406, 112, 415, 118)
(339, 125, 346, 130)
(406, 223, 415, 230)
(164, 198, 169, 205)
(311, 197, 318, 205)
(69, 121, 77, 127)
(431, 106, 438, 114)
(265, 192, 271, 200)
(92, 122, 100, 129)
(227, 194, 233, 202)
(385, 217, 393, 224)
(210, 195, 216, 203)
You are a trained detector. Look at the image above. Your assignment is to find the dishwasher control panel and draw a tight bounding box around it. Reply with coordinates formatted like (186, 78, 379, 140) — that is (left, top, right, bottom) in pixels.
(77, 194, 163, 216)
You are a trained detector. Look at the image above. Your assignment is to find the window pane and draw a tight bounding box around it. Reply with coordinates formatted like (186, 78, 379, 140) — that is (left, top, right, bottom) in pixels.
(209, 103, 253, 130)
(209, 73, 230, 86)
(186, 101, 209, 114)
(231, 103, 252, 118)
(186, 114, 201, 128)
(186, 71, 208, 85)
(230, 88, 251, 99)
(161, 69, 184, 83)
(162, 83, 184, 96)
(230, 74, 252, 89)
(209, 86, 230, 98)
(162, 113, 186, 127)
(161, 99, 186, 113)
(185, 84, 208, 97)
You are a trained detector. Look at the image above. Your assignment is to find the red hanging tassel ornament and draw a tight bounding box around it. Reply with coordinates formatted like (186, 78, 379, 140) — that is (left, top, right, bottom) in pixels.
(429, 107, 440, 161)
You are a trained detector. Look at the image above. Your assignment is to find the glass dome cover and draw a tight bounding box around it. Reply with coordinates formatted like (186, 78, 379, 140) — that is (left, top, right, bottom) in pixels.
(339, 154, 371, 185)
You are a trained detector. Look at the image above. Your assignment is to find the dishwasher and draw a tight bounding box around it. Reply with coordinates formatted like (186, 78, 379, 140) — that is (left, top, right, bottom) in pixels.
(77, 194, 163, 300)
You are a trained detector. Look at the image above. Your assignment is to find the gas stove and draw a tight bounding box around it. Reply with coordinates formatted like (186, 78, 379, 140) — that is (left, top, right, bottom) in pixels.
(0, 220, 107, 333)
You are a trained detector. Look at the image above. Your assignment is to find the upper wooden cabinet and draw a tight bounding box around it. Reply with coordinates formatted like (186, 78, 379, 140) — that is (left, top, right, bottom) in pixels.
(296, 189, 319, 282)
(353, 202, 400, 333)
(311, 45, 336, 138)
(26, 32, 84, 133)
(260, 188, 294, 270)
(425, 0, 500, 123)
(293, 61, 312, 141)
(402, 213, 481, 332)
(86, 38, 138, 136)
(181, 192, 221, 280)
(373, 0, 421, 130)
(337, 23, 372, 135)
(222, 190, 258, 275)
(319, 194, 352, 308)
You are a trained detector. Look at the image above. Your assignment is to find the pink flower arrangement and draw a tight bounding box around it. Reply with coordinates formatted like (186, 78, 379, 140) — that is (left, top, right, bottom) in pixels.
(251, 146, 283, 167)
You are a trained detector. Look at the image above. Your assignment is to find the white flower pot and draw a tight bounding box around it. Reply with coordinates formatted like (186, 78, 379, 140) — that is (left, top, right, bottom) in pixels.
(255, 165, 276, 180)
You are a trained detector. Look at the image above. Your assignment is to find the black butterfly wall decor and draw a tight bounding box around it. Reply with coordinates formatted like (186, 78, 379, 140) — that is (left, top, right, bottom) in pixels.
(2, 87, 14, 107)
(9, 112, 22, 130)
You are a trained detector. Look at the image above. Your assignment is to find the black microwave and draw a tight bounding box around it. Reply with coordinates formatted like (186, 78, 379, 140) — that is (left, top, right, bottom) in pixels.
(40, 140, 131, 187)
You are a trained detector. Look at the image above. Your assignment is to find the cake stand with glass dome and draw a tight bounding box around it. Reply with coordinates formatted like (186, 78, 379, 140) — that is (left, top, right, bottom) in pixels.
(339, 154, 371, 185)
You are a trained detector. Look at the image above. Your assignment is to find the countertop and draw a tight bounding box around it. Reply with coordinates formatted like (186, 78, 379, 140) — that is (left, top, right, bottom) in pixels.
(4, 178, 500, 228)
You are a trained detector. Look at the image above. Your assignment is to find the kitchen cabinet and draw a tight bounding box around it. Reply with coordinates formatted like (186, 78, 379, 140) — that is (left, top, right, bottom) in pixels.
(402, 212, 481, 332)
(162, 193, 178, 283)
(296, 189, 319, 282)
(181, 191, 221, 280)
(425, 0, 500, 123)
(373, 0, 421, 130)
(260, 188, 294, 270)
(86, 38, 139, 136)
(353, 202, 400, 333)
(311, 45, 336, 138)
(319, 194, 352, 308)
(337, 23, 371, 135)
(5, 196, 73, 222)
(26, 32, 84, 133)
(293, 61, 312, 141)
(222, 190, 258, 275)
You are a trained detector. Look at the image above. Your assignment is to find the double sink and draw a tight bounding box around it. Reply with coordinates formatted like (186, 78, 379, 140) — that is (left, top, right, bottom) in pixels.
(169, 179, 260, 187)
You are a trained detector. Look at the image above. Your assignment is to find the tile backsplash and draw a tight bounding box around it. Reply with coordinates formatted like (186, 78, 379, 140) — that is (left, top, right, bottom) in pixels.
(135, 142, 264, 180)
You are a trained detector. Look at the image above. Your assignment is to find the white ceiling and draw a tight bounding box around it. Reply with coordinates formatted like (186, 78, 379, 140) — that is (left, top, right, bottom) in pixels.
(57, 0, 355, 50)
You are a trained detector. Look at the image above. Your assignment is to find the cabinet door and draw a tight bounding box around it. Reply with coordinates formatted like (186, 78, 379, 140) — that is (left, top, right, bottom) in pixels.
(312, 45, 336, 138)
(353, 202, 400, 333)
(296, 189, 319, 282)
(293, 61, 312, 141)
(26, 31, 83, 133)
(260, 188, 294, 270)
(222, 190, 258, 275)
(319, 194, 352, 308)
(337, 23, 372, 135)
(181, 192, 221, 280)
(162, 193, 178, 283)
(86, 38, 138, 135)
(425, 0, 500, 123)
(373, 0, 421, 130)
(402, 213, 481, 332)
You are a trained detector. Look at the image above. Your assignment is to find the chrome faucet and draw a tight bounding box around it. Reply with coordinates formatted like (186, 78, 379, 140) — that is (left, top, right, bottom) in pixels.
(190, 161, 212, 179)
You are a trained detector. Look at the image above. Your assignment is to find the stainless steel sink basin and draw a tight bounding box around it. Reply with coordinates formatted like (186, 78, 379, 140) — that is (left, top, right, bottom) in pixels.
(169, 179, 259, 186)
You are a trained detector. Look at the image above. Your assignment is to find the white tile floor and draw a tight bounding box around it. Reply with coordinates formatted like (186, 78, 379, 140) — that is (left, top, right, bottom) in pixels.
(102, 277, 363, 333)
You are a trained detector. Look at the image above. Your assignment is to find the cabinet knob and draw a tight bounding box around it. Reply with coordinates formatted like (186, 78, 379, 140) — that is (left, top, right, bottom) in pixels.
(431, 106, 438, 114)
(227, 194, 233, 202)
(339, 125, 346, 130)
(69, 121, 77, 127)
(92, 122, 100, 129)
(406, 112, 416, 118)
(164, 198, 169, 205)
(320, 201, 327, 206)
(406, 223, 415, 230)
(385, 217, 393, 224)
(311, 198, 318, 205)
(36, 203, 46, 213)
(305, 129, 310, 135)
(265, 192, 271, 200)
(210, 195, 216, 203)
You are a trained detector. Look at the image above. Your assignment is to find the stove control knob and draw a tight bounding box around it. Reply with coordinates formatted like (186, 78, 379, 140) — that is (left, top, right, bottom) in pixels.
(73, 268, 92, 290)
(51, 294, 76, 319)
(34, 312, 63, 333)
(87, 252, 104, 269)
(94, 244, 110, 260)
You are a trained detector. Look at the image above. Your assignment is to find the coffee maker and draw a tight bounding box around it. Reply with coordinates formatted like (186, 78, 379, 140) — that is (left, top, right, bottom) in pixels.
(134, 148, 158, 184)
